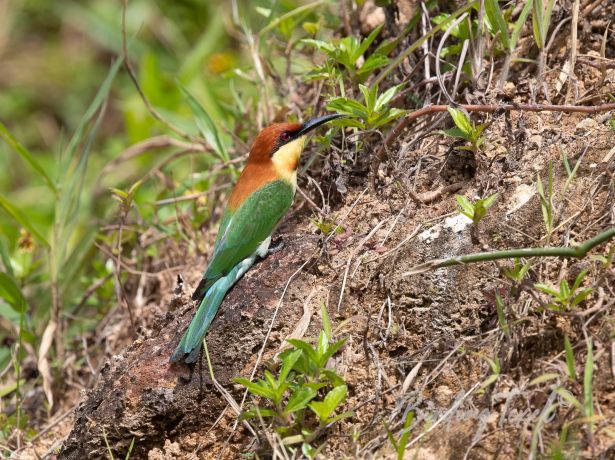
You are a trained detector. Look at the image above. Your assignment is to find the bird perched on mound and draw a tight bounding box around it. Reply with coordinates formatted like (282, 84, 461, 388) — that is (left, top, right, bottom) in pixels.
(171, 114, 343, 363)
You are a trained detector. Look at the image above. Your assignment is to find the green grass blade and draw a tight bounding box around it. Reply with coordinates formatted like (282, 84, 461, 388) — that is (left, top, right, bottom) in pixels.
(0, 272, 28, 313)
(0, 122, 57, 194)
(63, 58, 123, 170)
(564, 336, 576, 381)
(511, 0, 533, 50)
(0, 237, 14, 277)
(485, 0, 510, 51)
(0, 195, 49, 248)
(583, 338, 594, 432)
(372, 1, 476, 87)
(179, 84, 228, 161)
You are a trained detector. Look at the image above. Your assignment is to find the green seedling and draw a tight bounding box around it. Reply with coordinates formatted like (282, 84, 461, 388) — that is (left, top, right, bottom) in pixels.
(502, 258, 531, 284)
(327, 83, 406, 131)
(384, 410, 415, 460)
(536, 161, 554, 241)
(302, 24, 392, 82)
(477, 353, 501, 392)
(455, 193, 498, 225)
(532, 0, 555, 77)
(235, 325, 351, 454)
(495, 294, 510, 338)
(442, 107, 487, 154)
(310, 215, 344, 235)
(534, 269, 592, 311)
(484, 0, 533, 87)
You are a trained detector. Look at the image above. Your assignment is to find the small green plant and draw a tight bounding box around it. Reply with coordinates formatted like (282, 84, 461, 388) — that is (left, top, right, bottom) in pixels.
(310, 215, 344, 235)
(235, 326, 351, 455)
(531, 0, 555, 74)
(534, 269, 592, 311)
(327, 83, 406, 131)
(484, 0, 533, 87)
(302, 24, 392, 83)
(442, 107, 487, 154)
(384, 410, 415, 460)
(502, 258, 531, 284)
(476, 352, 501, 393)
(495, 294, 510, 338)
(541, 338, 597, 458)
(456, 193, 498, 225)
(536, 161, 554, 241)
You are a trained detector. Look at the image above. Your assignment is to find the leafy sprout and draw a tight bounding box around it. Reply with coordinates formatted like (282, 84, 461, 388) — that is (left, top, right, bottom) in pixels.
(442, 107, 487, 154)
(235, 324, 351, 454)
(327, 83, 406, 131)
(455, 193, 498, 225)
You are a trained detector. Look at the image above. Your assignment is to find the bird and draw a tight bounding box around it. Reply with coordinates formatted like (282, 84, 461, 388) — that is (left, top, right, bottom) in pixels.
(171, 113, 344, 363)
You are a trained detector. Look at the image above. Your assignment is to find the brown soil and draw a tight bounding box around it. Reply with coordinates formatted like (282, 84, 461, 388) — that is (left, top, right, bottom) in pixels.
(19, 2, 615, 460)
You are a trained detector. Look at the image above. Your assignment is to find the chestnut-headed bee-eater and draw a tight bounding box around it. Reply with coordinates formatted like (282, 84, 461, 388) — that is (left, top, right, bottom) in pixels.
(171, 114, 343, 363)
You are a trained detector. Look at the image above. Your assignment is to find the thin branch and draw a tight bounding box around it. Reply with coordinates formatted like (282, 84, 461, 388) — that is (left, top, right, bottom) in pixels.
(404, 227, 615, 276)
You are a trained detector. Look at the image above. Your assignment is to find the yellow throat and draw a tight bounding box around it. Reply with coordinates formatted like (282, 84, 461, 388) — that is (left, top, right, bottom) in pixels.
(271, 136, 306, 189)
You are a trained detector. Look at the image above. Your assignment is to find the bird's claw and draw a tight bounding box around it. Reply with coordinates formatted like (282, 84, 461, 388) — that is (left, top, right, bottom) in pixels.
(268, 240, 285, 254)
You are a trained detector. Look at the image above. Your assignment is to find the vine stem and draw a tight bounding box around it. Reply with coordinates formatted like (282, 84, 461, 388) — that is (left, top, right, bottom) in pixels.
(404, 227, 615, 276)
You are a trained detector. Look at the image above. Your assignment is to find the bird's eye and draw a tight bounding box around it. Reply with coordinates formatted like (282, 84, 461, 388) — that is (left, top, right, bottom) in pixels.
(280, 131, 291, 142)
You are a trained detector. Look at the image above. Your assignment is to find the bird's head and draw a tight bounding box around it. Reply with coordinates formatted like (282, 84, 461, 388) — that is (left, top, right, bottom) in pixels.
(248, 114, 344, 175)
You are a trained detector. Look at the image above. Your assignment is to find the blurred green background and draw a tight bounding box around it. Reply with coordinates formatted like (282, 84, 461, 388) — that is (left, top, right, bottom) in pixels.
(0, 0, 338, 402)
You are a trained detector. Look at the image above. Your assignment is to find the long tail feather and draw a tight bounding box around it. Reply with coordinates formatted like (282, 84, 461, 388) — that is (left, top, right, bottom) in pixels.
(171, 275, 233, 363)
(171, 256, 255, 364)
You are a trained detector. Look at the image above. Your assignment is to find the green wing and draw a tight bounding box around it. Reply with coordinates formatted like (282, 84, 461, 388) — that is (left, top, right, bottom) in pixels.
(192, 180, 294, 302)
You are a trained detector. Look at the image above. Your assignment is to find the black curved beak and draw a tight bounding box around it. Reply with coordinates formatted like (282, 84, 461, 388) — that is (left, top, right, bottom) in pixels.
(296, 113, 345, 137)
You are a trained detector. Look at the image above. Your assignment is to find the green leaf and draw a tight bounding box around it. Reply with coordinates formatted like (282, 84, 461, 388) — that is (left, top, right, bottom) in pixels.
(0, 237, 14, 277)
(240, 406, 278, 420)
(309, 385, 347, 422)
(0, 379, 25, 398)
(583, 338, 594, 431)
(234, 378, 276, 400)
(285, 386, 318, 413)
(279, 349, 302, 384)
(326, 97, 369, 119)
(485, 0, 510, 50)
(397, 411, 415, 459)
(354, 24, 384, 61)
(447, 107, 473, 135)
(534, 283, 560, 298)
(0, 122, 57, 193)
(495, 294, 510, 337)
(321, 369, 346, 387)
(571, 269, 588, 292)
(319, 337, 347, 368)
(287, 338, 318, 363)
(357, 54, 390, 78)
(571, 288, 592, 307)
(321, 302, 332, 341)
(369, 108, 407, 129)
(481, 193, 499, 210)
(375, 83, 404, 111)
(564, 336, 576, 380)
(554, 387, 582, 410)
(455, 195, 475, 218)
(180, 84, 228, 161)
(0, 195, 49, 248)
(440, 127, 470, 140)
(529, 373, 559, 386)
(325, 410, 354, 424)
(511, 0, 534, 50)
(0, 272, 27, 313)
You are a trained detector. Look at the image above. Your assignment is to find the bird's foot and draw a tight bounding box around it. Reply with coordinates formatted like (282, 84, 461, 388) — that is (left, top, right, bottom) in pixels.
(268, 240, 285, 254)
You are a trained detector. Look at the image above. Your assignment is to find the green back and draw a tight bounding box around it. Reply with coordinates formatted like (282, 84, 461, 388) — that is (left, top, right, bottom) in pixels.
(204, 179, 294, 282)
